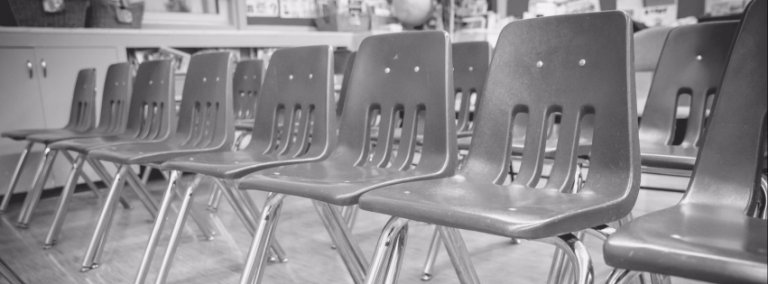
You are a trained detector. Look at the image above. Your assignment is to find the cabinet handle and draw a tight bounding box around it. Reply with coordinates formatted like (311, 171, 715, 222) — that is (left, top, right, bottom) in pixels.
(26, 60, 34, 78)
(40, 59, 48, 78)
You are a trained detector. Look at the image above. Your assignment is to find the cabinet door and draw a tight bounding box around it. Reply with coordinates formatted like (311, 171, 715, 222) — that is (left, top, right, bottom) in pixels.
(0, 48, 49, 194)
(34, 47, 121, 129)
(0, 48, 48, 154)
(34, 47, 121, 189)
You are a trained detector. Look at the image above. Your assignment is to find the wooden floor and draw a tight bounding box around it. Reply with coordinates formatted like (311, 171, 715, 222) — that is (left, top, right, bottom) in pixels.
(0, 176, 706, 284)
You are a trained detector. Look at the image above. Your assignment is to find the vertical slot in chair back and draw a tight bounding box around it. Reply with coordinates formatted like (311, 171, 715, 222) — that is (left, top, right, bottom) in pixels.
(640, 22, 739, 149)
(96, 62, 132, 134)
(175, 51, 235, 150)
(337, 31, 455, 172)
(66, 68, 98, 132)
(233, 59, 262, 121)
(124, 59, 176, 141)
(453, 41, 490, 134)
(684, 0, 767, 209)
(250, 46, 336, 159)
(463, 11, 637, 195)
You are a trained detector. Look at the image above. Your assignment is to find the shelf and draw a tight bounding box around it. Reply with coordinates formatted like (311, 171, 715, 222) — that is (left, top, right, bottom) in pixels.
(0, 27, 369, 50)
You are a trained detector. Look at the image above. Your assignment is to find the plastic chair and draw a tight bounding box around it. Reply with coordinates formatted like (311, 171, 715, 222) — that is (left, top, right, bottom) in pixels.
(40, 59, 176, 248)
(233, 59, 262, 142)
(604, 1, 767, 283)
(207, 59, 263, 210)
(13, 63, 134, 227)
(358, 11, 637, 284)
(132, 45, 336, 284)
(236, 31, 455, 284)
(639, 21, 739, 182)
(78, 51, 235, 272)
(453, 41, 490, 138)
(0, 68, 99, 213)
(634, 27, 673, 116)
(1, 64, 134, 228)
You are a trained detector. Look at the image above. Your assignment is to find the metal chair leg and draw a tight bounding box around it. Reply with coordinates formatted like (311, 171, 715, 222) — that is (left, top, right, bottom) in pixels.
(759, 174, 767, 219)
(80, 166, 127, 272)
(134, 170, 181, 284)
(547, 248, 566, 284)
(234, 187, 287, 263)
(382, 222, 408, 284)
(438, 226, 480, 284)
(154, 176, 200, 284)
(207, 186, 223, 212)
(420, 226, 442, 281)
(17, 147, 58, 228)
(365, 217, 409, 284)
(0, 257, 24, 284)
(43, 155, 86, 248)
(649, 274, 671, 284)
(320, 202, 369, 283)
(59, 151, 98, 199)
(88, 159, 131, 209)
(549, 233, 594, 284)
(140, 166, 152, 184)
(123, 166, 159, 218)
(170, 174, 215, 240)
(343, 204, 360, 231)
(607, 269, 640, 284)
(0, 142, 34, 213)
(213, 179, 285, 263)
(239, 193, 286, 284)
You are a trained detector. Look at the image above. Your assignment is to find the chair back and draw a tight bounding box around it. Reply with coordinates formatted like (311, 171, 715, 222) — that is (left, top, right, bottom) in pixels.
(453, 41, 491, 134)
(233, 60, 262, 121)
(124, 59, 176, 141)
(64, 68, 98, 132)
(248, 45, 336, 159)
(173, 51, 235, 150)
(336, 31, 455, 172)
(684, 0, 767, 209)
(336, 52, 356, 119)
(639, 22, 739, 149)
(634, 26, 673, 115)
(463, 11, 638, 198)
(96, 62, 132, 134)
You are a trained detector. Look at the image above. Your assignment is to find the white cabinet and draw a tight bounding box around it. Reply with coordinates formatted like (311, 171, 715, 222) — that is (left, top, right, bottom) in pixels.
(0, 48, 49, 193)
(0, 46, 120, 194)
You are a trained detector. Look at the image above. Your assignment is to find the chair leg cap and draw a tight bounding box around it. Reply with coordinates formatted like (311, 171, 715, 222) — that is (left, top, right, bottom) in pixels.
(421, 273, 432, 281)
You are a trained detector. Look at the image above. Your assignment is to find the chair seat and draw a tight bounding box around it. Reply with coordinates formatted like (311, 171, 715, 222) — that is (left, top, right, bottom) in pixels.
(161, 151, 313, 180)
(1, 128, 79, 141)
(235, 119, 254, 132)
(87, 141, 222, 165)
(604, 204, 767, 284)
(239, 160, 444, 206)
(358, 174, 630, 239)
(48, 135, 139, 153)
(640, 144, 697, 170)
(25, 129, 106, 144)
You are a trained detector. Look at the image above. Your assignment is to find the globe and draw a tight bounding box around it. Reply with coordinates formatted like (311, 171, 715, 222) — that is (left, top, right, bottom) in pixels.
(391, 0, 434, 27)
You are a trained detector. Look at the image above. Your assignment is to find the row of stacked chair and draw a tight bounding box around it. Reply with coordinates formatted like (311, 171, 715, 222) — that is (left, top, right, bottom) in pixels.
(1, 2, 765, 283)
